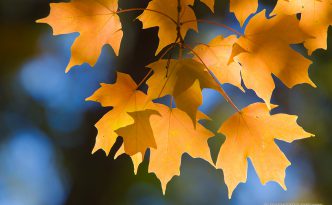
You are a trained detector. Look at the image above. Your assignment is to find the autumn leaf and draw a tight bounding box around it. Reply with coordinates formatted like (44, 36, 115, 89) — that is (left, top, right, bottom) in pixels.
(216, 103, 314, 198)
(230, 0, 258, 26)
(231, 10, 316, 108)
(272, 0, 332, 54)
(115, 109, 160, 156)
(192, 35, 243, 91)
(137, 0, 197, 53)
(200, 0, 215, 11)
(86, 72, 156, 155)
(115, 145, 143, 175)
(146, 59, 218, 123)
(149, 104, 214, 193)
(37, 0, 123, 72)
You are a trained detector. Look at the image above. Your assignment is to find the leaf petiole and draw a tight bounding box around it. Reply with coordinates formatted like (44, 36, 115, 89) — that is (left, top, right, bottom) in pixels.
(183, 44, 240, 113)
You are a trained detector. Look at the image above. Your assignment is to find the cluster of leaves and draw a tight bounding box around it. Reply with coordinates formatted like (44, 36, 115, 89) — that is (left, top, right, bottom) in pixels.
(37, 0, 331, 198)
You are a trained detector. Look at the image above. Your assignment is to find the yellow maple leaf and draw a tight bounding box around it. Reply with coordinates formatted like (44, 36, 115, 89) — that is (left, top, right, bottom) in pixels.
(231, 10, 316, 108)
(37, 0, 123, 72)
(86, 72, 155, 155)
(200, 0, 215, 11)
(115, 110, 160, 156)
(216, 103, 314, 198)
(272, 0, 332, 54)
(149, 104, 214, 193)
(230, 0, 258, 26)
(137, 0, 197, 53)
(146, 59, 218, 123)
(192, 35, 244, 91)
(115, 145, 143, 175)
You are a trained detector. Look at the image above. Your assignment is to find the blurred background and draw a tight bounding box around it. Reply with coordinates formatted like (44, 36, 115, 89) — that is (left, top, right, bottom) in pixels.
(0, 0, 331, 204)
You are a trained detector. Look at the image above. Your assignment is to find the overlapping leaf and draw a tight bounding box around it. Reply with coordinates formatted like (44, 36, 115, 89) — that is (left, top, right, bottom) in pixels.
(137, 0, 197, 53)
(230, 0, 258, 26)
(149, 104, 214, 193)
(216, 103, 313, 198)
(146, 59, 218, 123)
(192, 35, 243, 91)
(86, 72, 156, 155)
(272, 0, 332, 54)
(230, 10, 316, 108)
(37, 0, 123, 72)
(116, 110, 159, 155)
(115, 145, 143, 175)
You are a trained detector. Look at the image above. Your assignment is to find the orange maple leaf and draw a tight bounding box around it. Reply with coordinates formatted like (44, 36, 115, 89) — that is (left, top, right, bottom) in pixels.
(230, 0, 258, 26)
(231, 10, 316, 108)
(192, 35, 243, 91)
(146, 59, 218, 123)
(86, 72, 156, 155)
(216, 103, 314, 198)
(148, 104, 214, 193)
(200, 0, 215, 11)
(37, 0, 123, 72)
(137, 0, 197, 53)
(272, 0, 332, 54)
(116, 109, 160, 156)
(115, 145, 143, 175)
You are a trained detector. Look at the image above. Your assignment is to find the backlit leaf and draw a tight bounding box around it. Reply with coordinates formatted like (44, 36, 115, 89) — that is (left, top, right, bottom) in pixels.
(146, 59, 218, 123)
(149, 104, 214, 193)
(192, 35, 243, 91)
(86, 72, 156, 155)
(230, 0, 258, 26)
(216, 103, 314, 198)
(37, 0, 123, 72)
(230, 10, 316, 108)
(137, 0, 197, 53)
(272, 0, 332, 54)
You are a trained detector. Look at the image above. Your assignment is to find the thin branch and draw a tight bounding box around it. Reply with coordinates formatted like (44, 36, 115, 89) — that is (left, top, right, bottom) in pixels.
(136, 69, 153, 89)
(176, 0, 185, 47)
(136, 42, 179, 89)
(170, 96, 174, 109)
(116, 8, 177, 25)
(159, 42, 180, 60)
(181, 19, 243, 36)
(183, 44, 240, 112)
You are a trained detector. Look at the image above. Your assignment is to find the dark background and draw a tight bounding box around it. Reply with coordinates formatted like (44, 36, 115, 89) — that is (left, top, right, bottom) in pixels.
(0, 0, 331, 204)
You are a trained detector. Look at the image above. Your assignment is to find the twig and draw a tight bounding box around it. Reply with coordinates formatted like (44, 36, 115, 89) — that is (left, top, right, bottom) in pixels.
(183, 44, 240, 112)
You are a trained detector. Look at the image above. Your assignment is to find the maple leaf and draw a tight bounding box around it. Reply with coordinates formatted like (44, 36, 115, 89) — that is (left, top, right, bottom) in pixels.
(115, 109, 160, 156)
(115, 145, 143, 175)
(216, 103, 314, 198)
(146, 59, 218, 123)
(230, 10, 316, 108)
(137, 0, 197, 53)
(192, 35, 243, 91)
(37, 0, 123, 72)
(272, 0, 332, 54)
(200, 0, 215, 11)
(148, 104, 214, 193)
(230, 0, 258, 26)
(86, 72, 156, 155)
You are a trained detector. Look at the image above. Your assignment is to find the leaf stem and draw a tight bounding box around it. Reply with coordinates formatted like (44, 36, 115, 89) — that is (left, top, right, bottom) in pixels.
(170, 96, 174, 109)
(136, 42, 179, 90)
(181, 19, 243, 36)
(183, 43, 240, 112)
